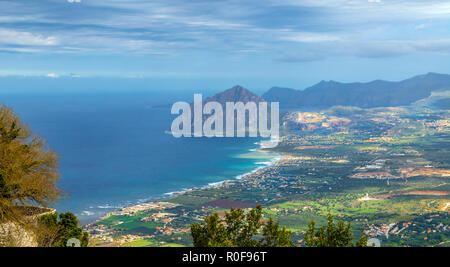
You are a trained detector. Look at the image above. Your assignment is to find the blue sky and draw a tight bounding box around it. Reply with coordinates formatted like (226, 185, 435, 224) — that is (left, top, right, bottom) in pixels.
(1, 0, 450, 91)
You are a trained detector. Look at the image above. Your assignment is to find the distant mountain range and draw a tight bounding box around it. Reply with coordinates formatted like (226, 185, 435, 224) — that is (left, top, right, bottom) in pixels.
(262, 73, 450, 109)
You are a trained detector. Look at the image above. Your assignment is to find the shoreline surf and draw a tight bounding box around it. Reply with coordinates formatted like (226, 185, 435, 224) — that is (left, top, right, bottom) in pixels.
(84, 142, 284, 225)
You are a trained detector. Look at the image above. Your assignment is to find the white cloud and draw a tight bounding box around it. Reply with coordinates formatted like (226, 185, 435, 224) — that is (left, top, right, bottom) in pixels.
(0, 29, 58, 46)
(46, 73, 59, 78)
(0, 46, 42, 53)
(0, 15, 39, 23)
(281, 32, 342, 43)
(1, 0, 450, 60)
(415, 23, 430, 30)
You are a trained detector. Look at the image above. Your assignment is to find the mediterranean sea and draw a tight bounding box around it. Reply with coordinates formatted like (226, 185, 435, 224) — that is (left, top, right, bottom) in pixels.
(0, 89, 278, 222)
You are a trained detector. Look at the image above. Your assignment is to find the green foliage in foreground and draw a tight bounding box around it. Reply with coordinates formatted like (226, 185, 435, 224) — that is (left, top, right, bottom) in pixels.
(191, 205, 294, 247)
(38, 212, 89, 247)
(305, 215, 368, 247)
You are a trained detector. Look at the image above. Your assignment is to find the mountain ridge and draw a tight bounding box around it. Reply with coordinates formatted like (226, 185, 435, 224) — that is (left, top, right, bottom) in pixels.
(263, 73, 450, 108)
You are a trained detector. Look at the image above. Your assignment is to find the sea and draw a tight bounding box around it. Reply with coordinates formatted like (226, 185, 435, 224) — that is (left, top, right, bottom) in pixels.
(0, 88, 280, 223)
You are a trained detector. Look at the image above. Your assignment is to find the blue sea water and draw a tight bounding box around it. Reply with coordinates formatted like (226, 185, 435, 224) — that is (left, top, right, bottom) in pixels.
(0, 90, 278, 223)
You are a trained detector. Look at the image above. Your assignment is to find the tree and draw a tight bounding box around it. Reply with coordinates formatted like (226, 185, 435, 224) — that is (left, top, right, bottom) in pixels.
(37, 212, 89, 247)
(0, 105, 84, 247)
(191, 205, 294, 247)
(261, 217, 294, 247)
(0, 105, 61, 223)
(191, 213, 230, 247)
(305, 215, 368, 247)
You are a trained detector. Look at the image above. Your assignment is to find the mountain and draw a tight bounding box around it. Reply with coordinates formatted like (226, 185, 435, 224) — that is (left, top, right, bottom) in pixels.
(263, 73, 450, 108)
(189, 85, 266, 133)
(434, 98, 450, 109)
(203, 85, 265, 104)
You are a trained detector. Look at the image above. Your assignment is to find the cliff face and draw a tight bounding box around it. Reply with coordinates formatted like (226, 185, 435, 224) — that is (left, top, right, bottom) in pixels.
(0, 206, 55, 247)
(0, 222, 37, 247)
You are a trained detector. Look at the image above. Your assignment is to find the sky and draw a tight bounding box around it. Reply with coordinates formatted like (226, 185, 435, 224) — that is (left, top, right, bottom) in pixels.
(1, 0, 450, 91)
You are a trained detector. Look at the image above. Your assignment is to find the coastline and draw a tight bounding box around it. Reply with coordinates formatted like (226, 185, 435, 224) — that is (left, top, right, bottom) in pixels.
(88, 144, 285, 225)
(162, 148, 284, 199)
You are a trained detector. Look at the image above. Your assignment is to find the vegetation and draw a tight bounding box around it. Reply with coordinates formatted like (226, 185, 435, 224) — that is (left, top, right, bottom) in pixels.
(0, 105, 87, 247)
(190, 208, 367, 247)
(0, 105, 61, 223)
(305, 215, 368, 247)
(191, 205, 294, 247)
(37, 212, 89, 247)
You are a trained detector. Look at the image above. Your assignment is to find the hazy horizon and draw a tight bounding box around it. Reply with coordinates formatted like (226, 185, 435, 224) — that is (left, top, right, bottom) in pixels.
(0, 71, 447, 96)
